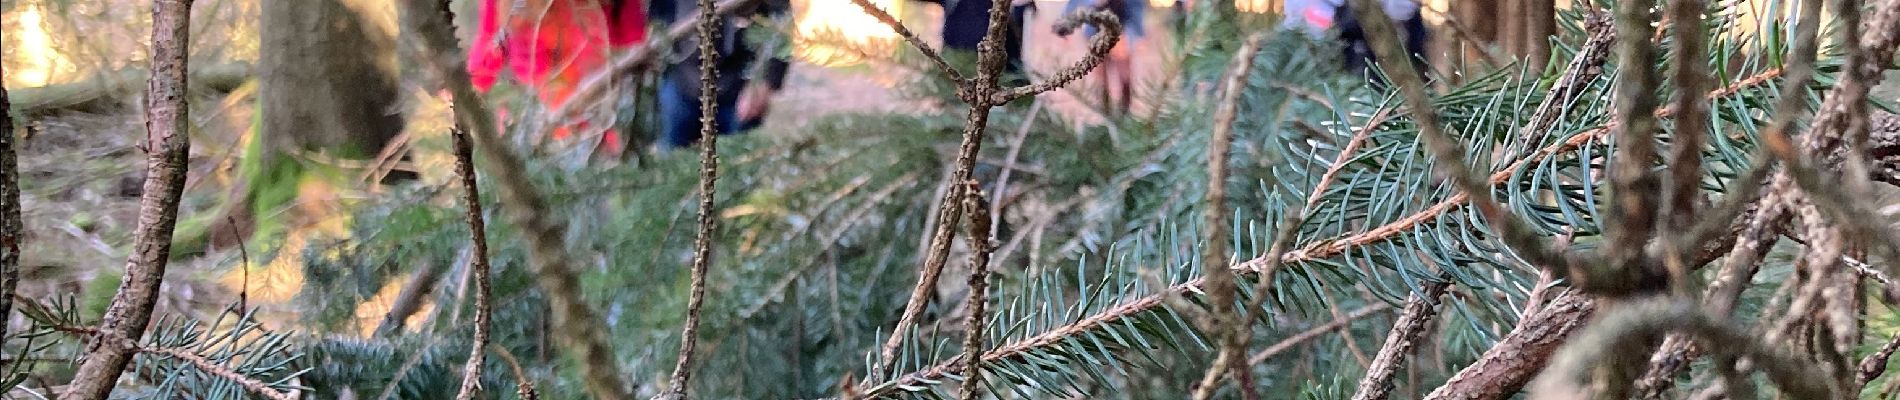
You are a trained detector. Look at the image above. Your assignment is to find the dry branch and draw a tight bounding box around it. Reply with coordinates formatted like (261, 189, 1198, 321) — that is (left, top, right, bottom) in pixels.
(1426, 292, 1595, 400)
(452, 126, 496, 400)
(397, 0, 632, 397)
(1529, 299, 1836, 399)
(1352, 281, 1450, 400)
(957, 181, 995, 400)
(61, 1, 196, 397)
(1603, 0, 1666, 296)
(845, 0, 966, 83)
(660, 0, 728, 396)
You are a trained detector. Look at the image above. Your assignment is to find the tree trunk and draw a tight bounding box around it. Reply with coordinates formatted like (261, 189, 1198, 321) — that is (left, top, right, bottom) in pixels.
(60, 1, 195, 398)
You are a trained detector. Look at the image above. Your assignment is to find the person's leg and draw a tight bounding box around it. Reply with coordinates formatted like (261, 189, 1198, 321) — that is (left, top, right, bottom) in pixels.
(658, 76, 702, 149)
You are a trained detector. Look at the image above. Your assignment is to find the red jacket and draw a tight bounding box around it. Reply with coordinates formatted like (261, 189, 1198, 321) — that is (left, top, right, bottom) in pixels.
(468, 0, 646, 153)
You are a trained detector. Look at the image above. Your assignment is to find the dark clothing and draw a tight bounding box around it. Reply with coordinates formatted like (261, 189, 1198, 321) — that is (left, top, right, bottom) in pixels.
(1335, 1, 1429, 85)
(651, 0, 791, 147)
(924, 0, 1033, 75)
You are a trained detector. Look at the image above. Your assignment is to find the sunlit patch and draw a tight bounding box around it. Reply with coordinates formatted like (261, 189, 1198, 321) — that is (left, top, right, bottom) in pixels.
(349, 273, 436, 337)
(6, 4, 75, 87)
(1236, 0, 1277, 14)
(794, 0, 902, 67)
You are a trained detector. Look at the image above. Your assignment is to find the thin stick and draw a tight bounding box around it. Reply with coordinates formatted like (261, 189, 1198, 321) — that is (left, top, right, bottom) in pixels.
(452, 125, 496, 400)
(1351, 281, 1450, 400)
(1603, 0, 1666, 296)
(956, 181, 995, 400)
(1659, 0, 1712, 293)
(664, 0, 728, 397)
(845, 0, 966, 83)
(1861, 331, 1900, 384)
(62, 0, 195, 397)
(1249, 303, 1393, 364)
(1192, 30, 1268, 400)
(1530, 299, 1837, 399)
(491, 344, 541, 400)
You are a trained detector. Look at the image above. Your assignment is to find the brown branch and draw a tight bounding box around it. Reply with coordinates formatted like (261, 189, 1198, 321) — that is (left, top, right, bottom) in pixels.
(61, 0, 195, 397)
(1249, 303, 1394, 365)
(1659, 0, 1713, 291)
(872, 0, 1041, 379)
(1351, 281, 1450, 400)
(1426, 291, 1596, 400)
(1192, 30, 1268, 400)
(1603, 0, 1666, 296)
(0, 47, 19, 350)
(452, 125, 496, 400)
(492, 344, 541, 400)
(957, 181, 995, 400)
(397, 0, 632, 398)
(846, 0, 966, 84)
(1861, 331, 1900, 384)
(663, 0, 728, 397)
(992, 11, 1122, 103)
(1502, 12, 1614, 164)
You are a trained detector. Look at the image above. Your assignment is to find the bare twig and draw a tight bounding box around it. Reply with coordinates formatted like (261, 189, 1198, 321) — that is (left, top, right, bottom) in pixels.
(1192, 31, 1268, 400)
(491, 344, 541, 400)
(62, 1, 196, 397)
(1351, 281, 1450, 400)
(663, 1, 728, 397)
(957, 181, 995, 400)
(1426, 291, 1596, 400)
(845, 0, 966, 83)
(452, 125, 496, 400)
(993, 11, 1122, 102)
(1248, 303, 1394, 364)
(1503, 12, 1614, 164)
(871, 0, 1120, 379)
(1861, 331, 1900, 384)
(1603, 0, 1666, 296)
(1659, 0, 1712, 291)
(1341, 0, 1577, 289)
(397, 0, 631, 397)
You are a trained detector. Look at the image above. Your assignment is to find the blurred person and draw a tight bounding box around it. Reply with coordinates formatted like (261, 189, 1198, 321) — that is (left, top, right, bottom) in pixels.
(1333, 0, 1430, 85)
(1060, 0, 1143, 116)
(919, 0, 1037, 80)
(650, 0, 793, 148)
(468, 0, 647, 157)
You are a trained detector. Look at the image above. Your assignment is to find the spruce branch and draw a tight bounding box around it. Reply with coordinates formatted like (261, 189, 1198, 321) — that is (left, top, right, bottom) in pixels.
(956, 181, 995, 400)
(1347, 280, 1448, 400)
(396, 0, 632, 397)
(1192, 30, 1268, 400)
(139, 346, 296, 400)
(1862, 331, 1900, 385)
(492, 344, 541, 400)
(1249, 304, 1394, 365)
(867, 0, 1119, 380)
(663, 0, 727, 397)
(62, 0, 194, 397)
(1503, 12, 1613, 166)
(451, 125, 496, 400)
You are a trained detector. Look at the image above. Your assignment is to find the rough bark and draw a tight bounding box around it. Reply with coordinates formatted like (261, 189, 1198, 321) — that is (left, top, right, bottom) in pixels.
(60, 0, 195, 398)
(1425, 292, 1595, 400)
(0, 56, 19, 349)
